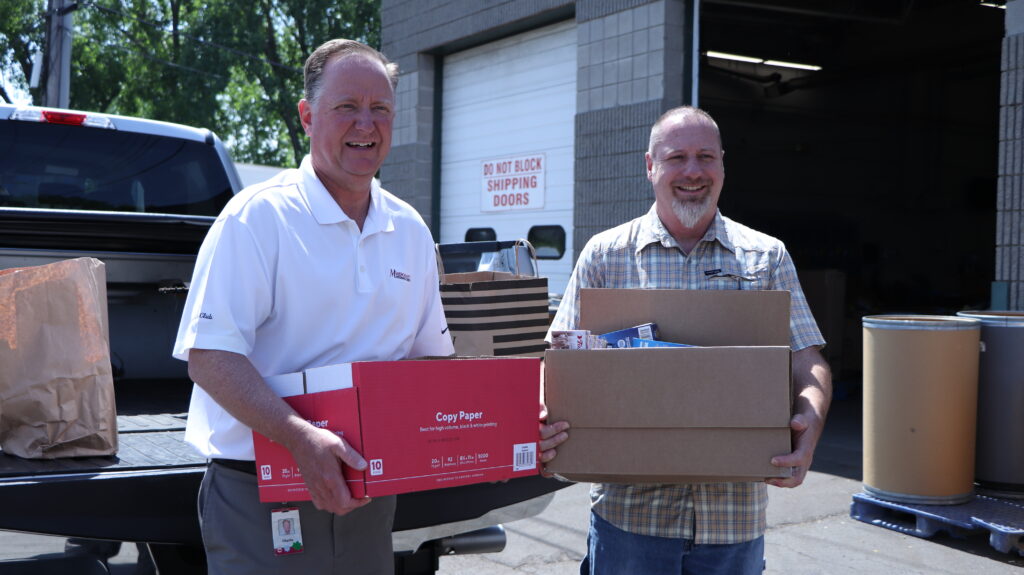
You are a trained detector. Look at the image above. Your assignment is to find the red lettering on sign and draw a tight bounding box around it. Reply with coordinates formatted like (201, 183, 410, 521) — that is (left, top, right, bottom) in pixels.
(492, 192, 532, 207)
(514, 157, 542, 172)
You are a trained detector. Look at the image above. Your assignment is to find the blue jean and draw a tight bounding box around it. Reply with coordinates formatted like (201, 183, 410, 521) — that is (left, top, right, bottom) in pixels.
(580, 511, 765, 575)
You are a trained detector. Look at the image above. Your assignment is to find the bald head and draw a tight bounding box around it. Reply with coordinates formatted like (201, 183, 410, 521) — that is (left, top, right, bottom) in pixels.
(648, 106, 723, 155)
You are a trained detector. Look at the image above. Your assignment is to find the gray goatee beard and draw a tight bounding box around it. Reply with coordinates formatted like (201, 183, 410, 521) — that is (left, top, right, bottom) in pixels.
(671, 196, 711, 229)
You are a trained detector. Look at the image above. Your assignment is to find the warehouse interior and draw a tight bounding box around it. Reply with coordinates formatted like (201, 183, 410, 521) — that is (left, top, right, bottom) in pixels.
(699, 0, 1004, 378)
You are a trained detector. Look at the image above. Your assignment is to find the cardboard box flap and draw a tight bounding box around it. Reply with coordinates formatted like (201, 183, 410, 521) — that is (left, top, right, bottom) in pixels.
(544, 347, 791, 428)
(580, 289, 790, 347)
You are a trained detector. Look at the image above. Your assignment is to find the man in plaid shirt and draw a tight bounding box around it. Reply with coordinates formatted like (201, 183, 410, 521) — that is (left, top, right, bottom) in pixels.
(547, 106, 832, 574)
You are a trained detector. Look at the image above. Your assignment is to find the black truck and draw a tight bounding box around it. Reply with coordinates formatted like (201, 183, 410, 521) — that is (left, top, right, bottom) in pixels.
(0, 103, 565, 574)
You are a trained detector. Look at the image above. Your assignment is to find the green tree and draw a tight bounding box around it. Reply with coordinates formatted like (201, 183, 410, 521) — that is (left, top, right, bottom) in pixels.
(0, 0, 46, 104)
(212, 0, 381, 166)
(0, 0, 382, 167)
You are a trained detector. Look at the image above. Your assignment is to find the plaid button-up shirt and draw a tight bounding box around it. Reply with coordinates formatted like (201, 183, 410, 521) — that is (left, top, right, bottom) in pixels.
(548, 205, 825, 543)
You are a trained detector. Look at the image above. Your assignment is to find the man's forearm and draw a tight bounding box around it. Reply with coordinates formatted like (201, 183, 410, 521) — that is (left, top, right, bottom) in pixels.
(187, 348, 314, 455)
(792, 346, 832, 428)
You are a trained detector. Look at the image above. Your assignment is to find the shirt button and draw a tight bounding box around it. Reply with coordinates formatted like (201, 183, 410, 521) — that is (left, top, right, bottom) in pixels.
(359, 265, 366, 272)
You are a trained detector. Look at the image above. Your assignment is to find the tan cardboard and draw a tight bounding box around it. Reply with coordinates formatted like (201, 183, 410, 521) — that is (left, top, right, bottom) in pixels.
(544, 289, 794, 483)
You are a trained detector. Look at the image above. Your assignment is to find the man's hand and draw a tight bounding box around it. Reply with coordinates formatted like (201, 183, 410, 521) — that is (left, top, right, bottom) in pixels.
(767, 412, 821, 488)
(766, 346, 831, 488)
(287, 424, 372, 516)
(540, 420, 570, 463)
(538, 405, 569, 476)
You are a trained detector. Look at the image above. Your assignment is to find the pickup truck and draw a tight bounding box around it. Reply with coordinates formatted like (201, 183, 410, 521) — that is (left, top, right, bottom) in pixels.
(0, 103, 566, 574)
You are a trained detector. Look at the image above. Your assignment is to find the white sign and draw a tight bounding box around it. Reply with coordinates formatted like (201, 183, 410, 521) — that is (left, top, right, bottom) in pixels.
(481, 153, 546, 212)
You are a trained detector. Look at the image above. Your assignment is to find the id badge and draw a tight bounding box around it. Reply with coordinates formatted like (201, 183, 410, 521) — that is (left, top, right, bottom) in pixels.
(271, 507, 303, 555)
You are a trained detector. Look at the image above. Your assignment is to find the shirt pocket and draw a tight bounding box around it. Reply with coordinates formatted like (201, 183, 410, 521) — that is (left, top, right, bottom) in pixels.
(703, 258, 769, 290)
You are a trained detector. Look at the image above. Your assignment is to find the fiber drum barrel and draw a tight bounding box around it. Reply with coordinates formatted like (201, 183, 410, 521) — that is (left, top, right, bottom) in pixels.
(862, 315, 981, 505)
(956, 311, 1024, 498)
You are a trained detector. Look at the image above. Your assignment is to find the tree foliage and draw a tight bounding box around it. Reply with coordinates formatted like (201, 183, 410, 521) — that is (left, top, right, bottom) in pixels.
(0, 0, 47, 105)
(0, 0, 381, 167)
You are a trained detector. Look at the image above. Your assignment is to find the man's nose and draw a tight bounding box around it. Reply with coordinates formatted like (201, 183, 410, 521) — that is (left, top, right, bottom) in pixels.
(680, 157, 702, 176)
(354, 108, 374, 131)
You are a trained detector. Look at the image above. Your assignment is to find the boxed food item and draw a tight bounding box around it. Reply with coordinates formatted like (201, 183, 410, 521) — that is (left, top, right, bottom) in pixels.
(550, 330, 592, 350)
(253, 357, 541, 502)
(629, 338, 694, 348)
(544, 289, 793, 483)
(595, 323, 659, 348)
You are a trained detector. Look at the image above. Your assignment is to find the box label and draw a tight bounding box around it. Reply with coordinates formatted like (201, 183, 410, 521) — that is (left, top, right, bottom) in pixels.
(513, 442, 537, 472)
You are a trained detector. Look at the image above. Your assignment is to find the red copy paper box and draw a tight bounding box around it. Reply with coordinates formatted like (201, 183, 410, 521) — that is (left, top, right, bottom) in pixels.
(253, 357, 541, 502)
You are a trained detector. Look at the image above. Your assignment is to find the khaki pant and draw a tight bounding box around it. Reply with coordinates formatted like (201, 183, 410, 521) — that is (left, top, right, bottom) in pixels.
(199, 463, 395, 575)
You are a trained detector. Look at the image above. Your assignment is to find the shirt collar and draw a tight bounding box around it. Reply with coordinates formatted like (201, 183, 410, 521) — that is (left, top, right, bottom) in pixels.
(637, 203, 735, 254)
(299, 155, 393, 234)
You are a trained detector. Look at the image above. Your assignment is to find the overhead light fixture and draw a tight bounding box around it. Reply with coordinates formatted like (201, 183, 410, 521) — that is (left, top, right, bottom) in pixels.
(979, 2, 1006, 8)
(763, 59, 823, 71)
(705, 51, 821, 72)
(706, 50, 762, 64)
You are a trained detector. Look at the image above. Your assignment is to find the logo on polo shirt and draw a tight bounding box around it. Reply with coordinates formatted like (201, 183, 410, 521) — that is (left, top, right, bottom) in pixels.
(200, 312, 214, 320)
(389, 269, 411, 282)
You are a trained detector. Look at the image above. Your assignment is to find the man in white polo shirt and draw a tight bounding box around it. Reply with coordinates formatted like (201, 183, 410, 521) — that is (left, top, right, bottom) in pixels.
(170, 40, 577, 575)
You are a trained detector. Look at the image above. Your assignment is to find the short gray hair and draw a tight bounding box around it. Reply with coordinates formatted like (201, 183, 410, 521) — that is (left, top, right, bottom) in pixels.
(649, 106, 722, 153)
(304, 39, 399, 106)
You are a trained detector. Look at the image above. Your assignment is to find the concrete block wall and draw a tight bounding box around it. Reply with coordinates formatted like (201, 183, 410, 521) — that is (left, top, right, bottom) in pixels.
(380, 0, 693, 253)
(1000, 0, 1024, 310)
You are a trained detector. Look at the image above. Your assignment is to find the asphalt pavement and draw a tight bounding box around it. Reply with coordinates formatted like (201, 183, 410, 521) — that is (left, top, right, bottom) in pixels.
(437, 393, 1024, 574)
(2, 391, 1022, 573)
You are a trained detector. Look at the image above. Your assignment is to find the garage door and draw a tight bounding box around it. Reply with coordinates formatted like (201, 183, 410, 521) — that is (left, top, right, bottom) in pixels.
(440, 20, 576, 295)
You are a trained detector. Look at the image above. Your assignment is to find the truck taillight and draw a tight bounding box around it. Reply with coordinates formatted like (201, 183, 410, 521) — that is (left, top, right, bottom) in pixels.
(10, 108, 115, 129)
(43, 110, 86, 125)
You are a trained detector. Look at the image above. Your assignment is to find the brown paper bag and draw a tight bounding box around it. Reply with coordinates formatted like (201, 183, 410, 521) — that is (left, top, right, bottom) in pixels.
(0, 257, 118, 458)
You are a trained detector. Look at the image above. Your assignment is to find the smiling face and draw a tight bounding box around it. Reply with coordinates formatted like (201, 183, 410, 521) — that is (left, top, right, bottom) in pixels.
(299, 53, 395, 197)
(646, 111, 724, 234)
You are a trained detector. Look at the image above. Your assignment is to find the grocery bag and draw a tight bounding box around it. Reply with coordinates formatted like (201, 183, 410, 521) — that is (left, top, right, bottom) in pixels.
(0, 257, 118, 458)
(438, 240, 550, 357)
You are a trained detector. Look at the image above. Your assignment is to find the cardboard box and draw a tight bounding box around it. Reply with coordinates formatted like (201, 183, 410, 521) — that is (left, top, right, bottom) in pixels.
(544, 289, 793, 483)
(253, 357, 541, 502)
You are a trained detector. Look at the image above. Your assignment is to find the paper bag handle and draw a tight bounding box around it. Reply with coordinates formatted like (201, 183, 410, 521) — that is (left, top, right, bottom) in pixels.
(435, 243, 446, 279)
(433, 239, 540, 280)
(512, 238, 539, 278)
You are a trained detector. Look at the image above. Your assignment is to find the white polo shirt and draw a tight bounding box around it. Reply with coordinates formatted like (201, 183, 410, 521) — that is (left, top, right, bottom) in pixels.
(173, 156, 454, 460)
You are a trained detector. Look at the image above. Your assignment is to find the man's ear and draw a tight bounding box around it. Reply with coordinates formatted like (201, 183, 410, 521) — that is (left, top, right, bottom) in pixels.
(645, 152, 654, 181)
(298, 99, 313, 136)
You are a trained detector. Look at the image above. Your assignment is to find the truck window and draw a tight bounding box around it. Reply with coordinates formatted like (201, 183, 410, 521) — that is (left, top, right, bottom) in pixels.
(0, 120, 232, 216)
(528, 225, 565, 259)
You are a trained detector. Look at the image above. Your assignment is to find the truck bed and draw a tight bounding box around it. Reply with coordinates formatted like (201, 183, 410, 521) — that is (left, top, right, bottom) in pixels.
(0, 381, 205, 545)
(0, 380, 567, 548)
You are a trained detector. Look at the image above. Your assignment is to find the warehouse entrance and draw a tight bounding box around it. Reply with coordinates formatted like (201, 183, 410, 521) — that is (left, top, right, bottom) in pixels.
(699, 1, 1004, 377)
